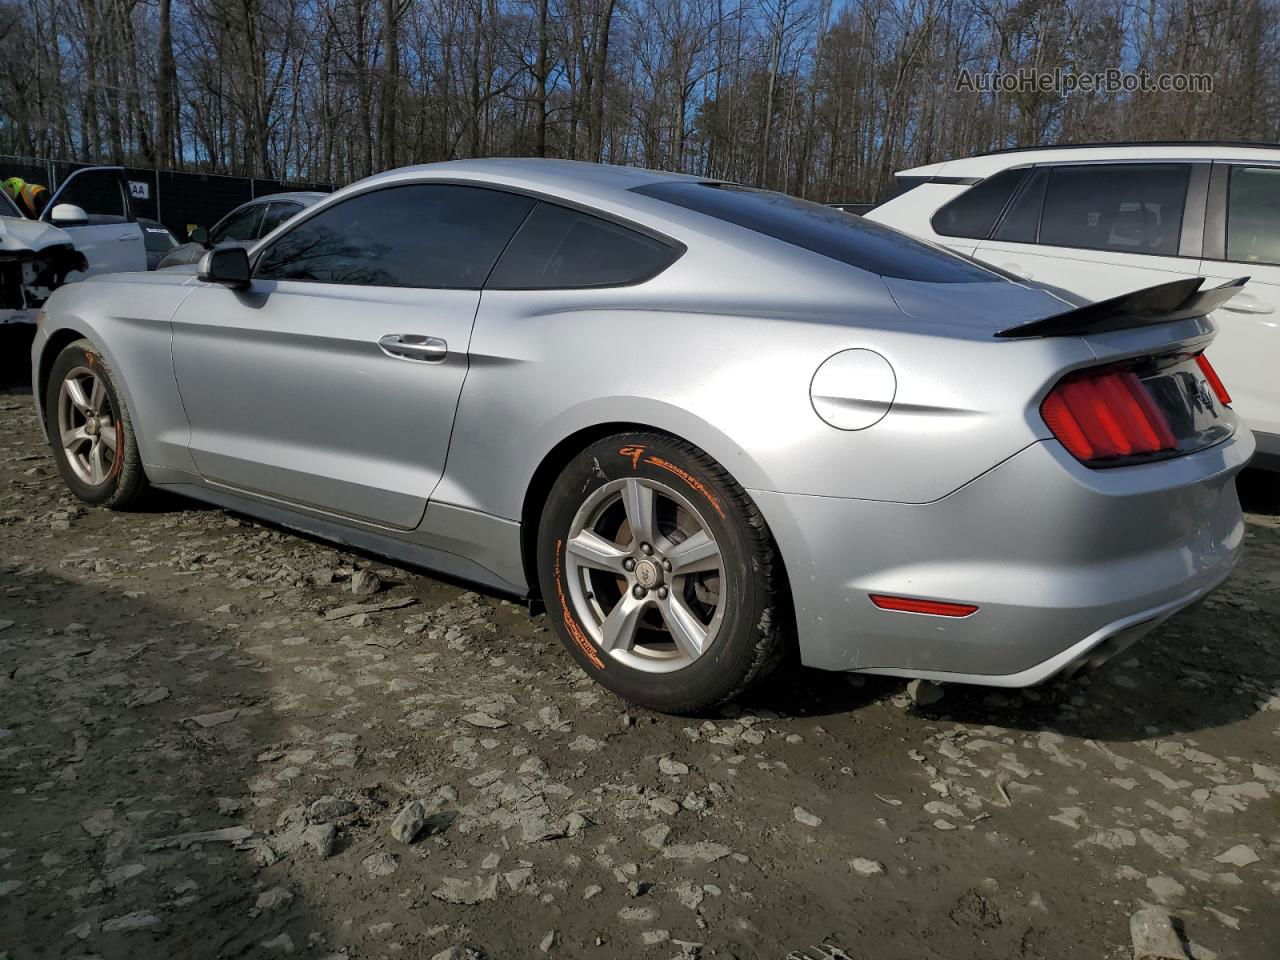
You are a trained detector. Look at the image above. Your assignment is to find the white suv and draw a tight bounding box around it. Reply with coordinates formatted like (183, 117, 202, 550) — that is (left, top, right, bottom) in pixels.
(867, 142, 1280, 469)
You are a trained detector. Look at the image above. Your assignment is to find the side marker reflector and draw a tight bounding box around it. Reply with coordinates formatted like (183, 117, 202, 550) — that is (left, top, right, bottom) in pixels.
(870, 594, 979, 618)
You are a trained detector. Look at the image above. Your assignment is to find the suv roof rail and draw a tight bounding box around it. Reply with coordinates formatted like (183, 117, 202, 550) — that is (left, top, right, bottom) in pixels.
(975, 139, 1280, 157)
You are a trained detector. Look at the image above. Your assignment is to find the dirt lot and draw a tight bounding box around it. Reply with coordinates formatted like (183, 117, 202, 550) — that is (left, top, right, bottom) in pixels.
(2, 328, 1279, 959)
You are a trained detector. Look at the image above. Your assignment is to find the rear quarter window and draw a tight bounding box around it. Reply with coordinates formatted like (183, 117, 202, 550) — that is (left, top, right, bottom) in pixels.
(930, 168, 1028, 240)
(633, 180, 999, 283)
(486, 202, 681, 289)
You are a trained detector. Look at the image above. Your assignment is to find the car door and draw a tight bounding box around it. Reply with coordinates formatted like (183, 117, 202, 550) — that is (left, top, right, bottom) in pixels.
(973, 162, 1204, 296)
(1199, 162, 1280, 445)
(40, 166, 147, 274)
(169, 181, 536, 529)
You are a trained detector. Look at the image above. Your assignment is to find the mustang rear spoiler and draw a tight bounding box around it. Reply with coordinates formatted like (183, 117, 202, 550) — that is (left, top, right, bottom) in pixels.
(994, 277, 1248, 339)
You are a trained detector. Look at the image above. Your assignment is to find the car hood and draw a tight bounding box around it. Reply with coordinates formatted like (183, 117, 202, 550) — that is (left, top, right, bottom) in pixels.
(0, 215, 73, 253)
(882, 276, 1086, 338)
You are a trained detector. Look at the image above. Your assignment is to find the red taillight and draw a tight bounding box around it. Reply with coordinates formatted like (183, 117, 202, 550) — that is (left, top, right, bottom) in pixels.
(870, 594, 979, 618)
(1041, 369, 1177, 463)
(1196, 354, 1231, 406)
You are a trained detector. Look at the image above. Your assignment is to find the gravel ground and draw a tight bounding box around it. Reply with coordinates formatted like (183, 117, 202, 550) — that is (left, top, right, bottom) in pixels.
(2, 329, 1279, 959)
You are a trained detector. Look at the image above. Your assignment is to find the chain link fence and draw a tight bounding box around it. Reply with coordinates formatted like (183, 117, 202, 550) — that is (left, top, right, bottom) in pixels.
(0, 155, 335, 241)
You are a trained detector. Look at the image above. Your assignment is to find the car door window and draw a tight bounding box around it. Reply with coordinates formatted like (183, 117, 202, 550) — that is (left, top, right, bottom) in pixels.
(257, 200, 302, 239)
(486, 202, 679, 288)
(1225, 166, 1280, 266)
(48, 169, 130, 224)
(1039, 164, 1190, 256)
(209, 204, 265, 244)
(255, 184, 536, 288)
(930, 168, 1028, 239)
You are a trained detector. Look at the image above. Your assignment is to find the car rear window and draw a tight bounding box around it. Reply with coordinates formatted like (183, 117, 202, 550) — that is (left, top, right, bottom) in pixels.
(632, 181, 997, 283)
(486, 201, 680, 289)
(142, 225, 177, 253)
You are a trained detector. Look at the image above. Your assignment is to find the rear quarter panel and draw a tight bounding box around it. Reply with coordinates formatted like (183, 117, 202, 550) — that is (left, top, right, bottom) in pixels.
(439, 247, 1096, 522)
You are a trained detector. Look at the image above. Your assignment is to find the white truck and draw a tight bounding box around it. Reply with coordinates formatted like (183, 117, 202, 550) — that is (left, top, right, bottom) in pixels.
(1, 166, 147, 325)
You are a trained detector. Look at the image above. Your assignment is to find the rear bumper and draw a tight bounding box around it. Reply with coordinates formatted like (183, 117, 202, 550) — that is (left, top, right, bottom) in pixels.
(753, 429, 1254, 684)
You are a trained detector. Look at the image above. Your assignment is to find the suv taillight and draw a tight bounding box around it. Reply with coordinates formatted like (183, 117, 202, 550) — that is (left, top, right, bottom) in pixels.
(1041, 368, 1178, 463)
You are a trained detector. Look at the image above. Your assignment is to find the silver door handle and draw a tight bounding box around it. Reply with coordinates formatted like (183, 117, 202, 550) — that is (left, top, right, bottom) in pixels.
(118, 234, 137, 241)
(378, 334, 447, 362)
(1001, 262, 1033, 280)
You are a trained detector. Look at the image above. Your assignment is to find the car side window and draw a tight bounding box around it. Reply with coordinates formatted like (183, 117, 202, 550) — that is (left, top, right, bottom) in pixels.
(210, 204, 265, 244)
(486, 202, 679, 289)
(255, 184, 536, 288)
(992, 167, 1049, 243)
(1225, 166, 1280, 266)
(257, 201, 302, 239)
(1038, 164, 1190, 256)
(930, 168, 1028, 239)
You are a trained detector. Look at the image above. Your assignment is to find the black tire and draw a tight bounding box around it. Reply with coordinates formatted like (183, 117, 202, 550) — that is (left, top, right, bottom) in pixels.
(44, 338, 150, 509)
(536, 431, 791, 714)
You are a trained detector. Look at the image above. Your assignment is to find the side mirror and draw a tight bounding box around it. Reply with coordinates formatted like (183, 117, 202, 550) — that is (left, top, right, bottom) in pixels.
(197, 246, 251, 290)
(189, 226, 210, 246)
(48, 203, 89, 227)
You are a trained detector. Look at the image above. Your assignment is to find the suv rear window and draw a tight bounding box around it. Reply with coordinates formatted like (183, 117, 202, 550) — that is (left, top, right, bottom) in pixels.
(632, 181, 997, 283)
(930, 168, 1027, 239)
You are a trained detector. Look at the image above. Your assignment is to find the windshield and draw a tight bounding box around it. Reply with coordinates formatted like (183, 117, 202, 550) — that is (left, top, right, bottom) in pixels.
(632, 180, 1001, 284)
(0, 189, 21, 218)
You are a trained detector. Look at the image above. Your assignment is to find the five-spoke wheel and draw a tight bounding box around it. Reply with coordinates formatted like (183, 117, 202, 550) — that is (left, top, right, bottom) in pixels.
(538, 432, 790, 714)
(564, 476, 726, 672)
(44, 339, 149, 509)
(57, 365, 120, 487)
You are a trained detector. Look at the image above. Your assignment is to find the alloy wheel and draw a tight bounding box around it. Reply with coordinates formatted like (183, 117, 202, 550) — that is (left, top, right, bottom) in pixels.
(563, 477, 726, 673)
(57, 365, 119, 487)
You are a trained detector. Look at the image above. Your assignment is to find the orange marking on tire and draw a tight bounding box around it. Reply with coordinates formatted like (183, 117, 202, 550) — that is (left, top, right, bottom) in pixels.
(643, 456, 725, 517)
(618, 445, 645, 469)
(554, 537, 605, 670)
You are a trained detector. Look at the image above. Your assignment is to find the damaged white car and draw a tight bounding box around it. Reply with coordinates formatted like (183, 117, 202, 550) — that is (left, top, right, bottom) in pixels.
(1, 166, 146, 324)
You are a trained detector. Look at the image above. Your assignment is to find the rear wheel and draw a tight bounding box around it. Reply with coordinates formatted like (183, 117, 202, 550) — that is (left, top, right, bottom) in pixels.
(536, 432, 790, 714)
(44, 339, 149, 509)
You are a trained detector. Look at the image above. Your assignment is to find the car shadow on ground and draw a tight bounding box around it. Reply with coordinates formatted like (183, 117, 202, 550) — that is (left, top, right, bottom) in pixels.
(0, 568, 336, 958)
(740, 575, 1278, 742)
(0, 324, 35, 394)
(1238, 466, 1280, 515)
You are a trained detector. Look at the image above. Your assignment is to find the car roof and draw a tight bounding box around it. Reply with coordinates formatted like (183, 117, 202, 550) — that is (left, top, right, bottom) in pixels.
(895, 141, 1280, 179)
(245, 191, 328, 205)
(325, 158, 707, 231)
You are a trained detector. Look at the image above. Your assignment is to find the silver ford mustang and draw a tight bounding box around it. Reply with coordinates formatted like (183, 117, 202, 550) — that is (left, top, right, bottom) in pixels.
(30, 159, 1254, 714)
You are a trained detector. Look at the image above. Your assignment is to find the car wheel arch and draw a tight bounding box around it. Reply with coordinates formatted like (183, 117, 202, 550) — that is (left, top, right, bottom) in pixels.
(37, 327, 94, 430)
(516, 420, 786, 605)
(37, 323, 145, 449)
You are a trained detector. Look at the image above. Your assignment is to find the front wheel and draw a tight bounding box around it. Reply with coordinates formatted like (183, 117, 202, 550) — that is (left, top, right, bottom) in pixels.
(44, 339, 150, 509)
(536, 432, 791, 714)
